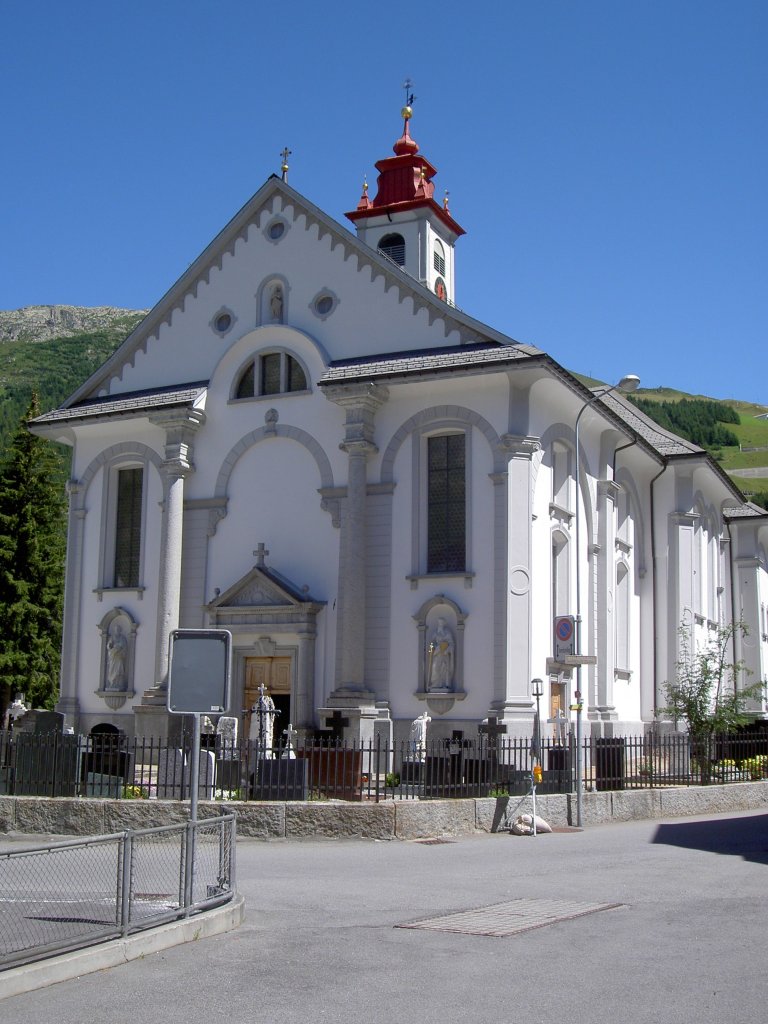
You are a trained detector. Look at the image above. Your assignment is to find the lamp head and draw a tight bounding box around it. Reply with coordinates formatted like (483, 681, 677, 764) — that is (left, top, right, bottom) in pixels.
(617, 374, 641, 393)
(531, 677, 544, 698)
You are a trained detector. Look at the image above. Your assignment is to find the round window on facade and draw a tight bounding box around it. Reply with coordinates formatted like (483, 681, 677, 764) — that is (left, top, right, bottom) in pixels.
(268, 220, 286, 241)
(315, 295, 333, 316)
(215, 312, 232, 333)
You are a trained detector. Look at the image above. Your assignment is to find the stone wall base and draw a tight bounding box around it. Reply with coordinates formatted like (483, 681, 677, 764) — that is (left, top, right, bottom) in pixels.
(1, 781, 767, 841)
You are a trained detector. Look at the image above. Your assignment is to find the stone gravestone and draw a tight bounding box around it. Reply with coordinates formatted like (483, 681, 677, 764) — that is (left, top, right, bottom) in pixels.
(157, 747, 186, 799)
(12, 710, 79, 797)
(215, 716, 240, 792)
(194, 749, 216, 800)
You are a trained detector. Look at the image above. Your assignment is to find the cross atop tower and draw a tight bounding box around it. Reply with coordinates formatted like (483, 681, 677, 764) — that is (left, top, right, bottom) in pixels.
(280, 147, 291, 182)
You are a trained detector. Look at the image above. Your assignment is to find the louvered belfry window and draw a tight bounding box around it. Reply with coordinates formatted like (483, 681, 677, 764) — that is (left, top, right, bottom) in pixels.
(114, 468, 143, 588)
(427, 434, 465, 573)
(378, 233, 406, 266)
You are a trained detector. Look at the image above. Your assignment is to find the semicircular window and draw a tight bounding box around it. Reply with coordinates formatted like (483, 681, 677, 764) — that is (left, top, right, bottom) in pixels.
(378, 233, 406, 266)
(235, 352, 308, 399)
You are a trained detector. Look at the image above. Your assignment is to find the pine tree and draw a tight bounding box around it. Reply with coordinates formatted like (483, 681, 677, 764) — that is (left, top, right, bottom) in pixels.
(0, 395, 66, 722)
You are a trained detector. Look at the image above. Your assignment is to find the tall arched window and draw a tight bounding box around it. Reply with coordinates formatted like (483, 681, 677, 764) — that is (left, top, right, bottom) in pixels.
(433, 240, 446, 276)
(616, 562, 630, 671)
(378, 233, 405, 266)
(427, 433, 466, 573)
(113, 467, 143, 588)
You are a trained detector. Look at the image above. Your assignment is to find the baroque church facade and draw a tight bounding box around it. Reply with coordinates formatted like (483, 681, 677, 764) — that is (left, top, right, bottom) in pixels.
(31, 107, 768, 745)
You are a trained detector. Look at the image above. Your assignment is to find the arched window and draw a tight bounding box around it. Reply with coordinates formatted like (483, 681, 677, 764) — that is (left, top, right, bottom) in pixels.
(616, 562, 630, 670)
(427, 433, 466, 573)
(433, 240, 446, 277)
(112, 466, 143, 588)
(378, 233, 405, 266)
(235, 352, 308, 399)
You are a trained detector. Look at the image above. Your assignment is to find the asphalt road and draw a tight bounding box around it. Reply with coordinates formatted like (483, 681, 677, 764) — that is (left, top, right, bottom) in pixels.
(2, 809, 768, 1023)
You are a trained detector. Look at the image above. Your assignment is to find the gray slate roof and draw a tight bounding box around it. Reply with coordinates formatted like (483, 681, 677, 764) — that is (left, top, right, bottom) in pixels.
(318, 341, 543, 385)
(598, 391, 703, 458)
(30, 382, 208, 426)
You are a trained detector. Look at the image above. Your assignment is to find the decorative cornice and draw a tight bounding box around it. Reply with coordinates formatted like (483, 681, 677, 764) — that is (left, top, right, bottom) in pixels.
(499, 434, 541, 460)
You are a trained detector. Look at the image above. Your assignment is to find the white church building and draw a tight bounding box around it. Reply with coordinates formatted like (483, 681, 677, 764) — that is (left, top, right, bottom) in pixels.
(31, 106, 768, 746)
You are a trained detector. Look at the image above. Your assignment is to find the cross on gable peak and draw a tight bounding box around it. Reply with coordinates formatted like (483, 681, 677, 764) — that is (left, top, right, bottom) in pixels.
(253, 542, 269, 567)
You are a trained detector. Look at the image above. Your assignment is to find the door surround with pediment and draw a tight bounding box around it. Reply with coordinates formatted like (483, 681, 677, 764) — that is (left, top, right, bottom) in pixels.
(205, 558, 325, 731)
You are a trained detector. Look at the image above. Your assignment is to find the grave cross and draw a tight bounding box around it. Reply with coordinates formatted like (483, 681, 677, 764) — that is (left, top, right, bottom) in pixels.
(478, 715, 508, 744)
(281, 722, 298, 760)
(323, 710, 350, 742)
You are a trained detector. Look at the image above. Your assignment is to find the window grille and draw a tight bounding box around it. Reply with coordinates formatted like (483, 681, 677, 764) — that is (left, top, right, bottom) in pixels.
(427, 434, 465, 572)
(260, 353, 282, 395)
(114, 468, 142, 588)
(236, 353, 308, 398)
(433, 241, 446, 277)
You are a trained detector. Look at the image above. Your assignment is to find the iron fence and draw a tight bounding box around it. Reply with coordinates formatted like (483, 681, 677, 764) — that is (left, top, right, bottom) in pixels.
(0, 813, 236, 971)
(2, 729, 768, 803)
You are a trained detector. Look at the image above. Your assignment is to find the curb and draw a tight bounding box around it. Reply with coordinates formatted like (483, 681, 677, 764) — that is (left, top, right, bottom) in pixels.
(0, 893, 245, 1002)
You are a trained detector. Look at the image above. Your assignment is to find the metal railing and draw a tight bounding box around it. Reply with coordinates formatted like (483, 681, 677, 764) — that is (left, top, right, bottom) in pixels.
(0, 814, 236, 971)
(2, 730, 768, 803)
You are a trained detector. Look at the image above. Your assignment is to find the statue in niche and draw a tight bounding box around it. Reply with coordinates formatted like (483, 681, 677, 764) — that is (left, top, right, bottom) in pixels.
(270, 284, 283, 322)
(427, 617, 454, 690)
(105, 623, 128, 690)
(409, 711, 431, 759)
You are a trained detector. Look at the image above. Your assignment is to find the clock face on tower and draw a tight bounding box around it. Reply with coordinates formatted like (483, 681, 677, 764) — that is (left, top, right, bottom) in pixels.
(434, 277, 447, 301)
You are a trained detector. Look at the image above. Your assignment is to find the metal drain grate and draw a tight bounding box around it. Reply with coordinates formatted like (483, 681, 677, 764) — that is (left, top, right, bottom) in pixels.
(412, 838, 457, 845)
(396, 898, 624, 938)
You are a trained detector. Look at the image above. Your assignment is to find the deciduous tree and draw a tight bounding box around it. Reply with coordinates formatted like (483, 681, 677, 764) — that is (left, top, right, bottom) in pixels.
(660, 621, 766, 782)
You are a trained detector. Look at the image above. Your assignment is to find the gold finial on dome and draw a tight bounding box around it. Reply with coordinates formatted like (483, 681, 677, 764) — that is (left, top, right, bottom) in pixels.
(443, 190, 450, 211)
(401, 78, 415, 122)
(280, 146, 291, 182)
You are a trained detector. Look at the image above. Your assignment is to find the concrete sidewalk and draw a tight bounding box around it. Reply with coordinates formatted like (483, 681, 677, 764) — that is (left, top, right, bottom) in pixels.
(2, 809, 768, 1023)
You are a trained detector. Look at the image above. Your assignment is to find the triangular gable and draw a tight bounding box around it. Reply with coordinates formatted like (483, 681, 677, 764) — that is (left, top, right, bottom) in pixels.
(62, 176, 524, 409)
(210, 566, 306, 611)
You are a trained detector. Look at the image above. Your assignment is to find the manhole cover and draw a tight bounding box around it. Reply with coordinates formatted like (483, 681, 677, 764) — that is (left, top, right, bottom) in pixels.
(396, 898, 624, 938)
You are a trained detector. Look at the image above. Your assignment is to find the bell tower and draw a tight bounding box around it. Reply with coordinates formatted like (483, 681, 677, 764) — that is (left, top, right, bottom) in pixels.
(346, 91, 465, 305)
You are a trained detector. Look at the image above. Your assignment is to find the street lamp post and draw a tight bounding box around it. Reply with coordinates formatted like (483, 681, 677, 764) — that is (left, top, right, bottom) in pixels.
(573, 374, 640, 827)
(531, 677, 543, 837)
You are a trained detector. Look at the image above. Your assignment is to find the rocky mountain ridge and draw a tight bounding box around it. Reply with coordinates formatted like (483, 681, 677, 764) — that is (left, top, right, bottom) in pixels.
(0, 305, 147, 344)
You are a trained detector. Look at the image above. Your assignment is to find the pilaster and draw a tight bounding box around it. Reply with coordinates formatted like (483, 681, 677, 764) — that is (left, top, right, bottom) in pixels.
(593, 479, 620, 720)
(495, 434, 541, 727)
(56, 480, 86, 730)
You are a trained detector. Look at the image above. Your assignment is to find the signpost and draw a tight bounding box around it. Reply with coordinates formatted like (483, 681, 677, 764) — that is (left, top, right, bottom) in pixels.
(168, 629, 231, 913)
(167, 629, 232, 822)
(553, 615, 575, 662)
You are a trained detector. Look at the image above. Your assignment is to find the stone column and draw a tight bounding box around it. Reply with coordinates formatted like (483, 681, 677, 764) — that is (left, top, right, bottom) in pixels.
(497, 434, 541, 728)
(324, 384, 388, 702)
(56, 480, 86, 729)
(147, 410, 204, 694)
(593, 479, 620, 719)
(667, 512, 697, 687)
(294, 628, 317, 732)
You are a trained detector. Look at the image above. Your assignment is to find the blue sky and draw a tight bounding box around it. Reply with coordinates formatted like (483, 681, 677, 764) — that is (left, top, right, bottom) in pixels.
(2, 1, 766, 403)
